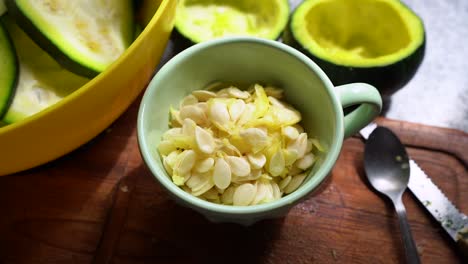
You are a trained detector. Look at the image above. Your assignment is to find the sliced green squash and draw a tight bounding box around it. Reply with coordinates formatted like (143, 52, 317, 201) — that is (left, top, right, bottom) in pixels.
(2, 16, 89, 124)
(284, 0, 425, 95)
(5, 0, 134, 77)
(175, 0, 290, 44)
(0, 19, 17, 118)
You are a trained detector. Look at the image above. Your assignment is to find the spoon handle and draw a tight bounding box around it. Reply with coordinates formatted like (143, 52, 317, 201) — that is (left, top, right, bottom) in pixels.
(394, 196, 421, 264)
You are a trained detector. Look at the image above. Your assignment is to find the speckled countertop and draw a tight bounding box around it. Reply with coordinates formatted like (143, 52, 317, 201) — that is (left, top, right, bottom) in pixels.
(384, 0, 468, 132)
(159, 0, 468, 132)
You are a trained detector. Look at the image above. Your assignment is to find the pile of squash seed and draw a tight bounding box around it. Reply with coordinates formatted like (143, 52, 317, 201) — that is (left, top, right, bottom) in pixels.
(158, 84, 324, 206)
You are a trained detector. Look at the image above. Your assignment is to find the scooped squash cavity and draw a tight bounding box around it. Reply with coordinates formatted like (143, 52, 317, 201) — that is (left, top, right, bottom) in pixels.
(175, 0, 289, 43)
(284, 0, 425, 95)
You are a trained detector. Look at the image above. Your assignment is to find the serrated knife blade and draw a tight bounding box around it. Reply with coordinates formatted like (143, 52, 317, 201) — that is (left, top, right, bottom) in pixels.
(407, 160, 467, 240)
(360, 122, 468, 259)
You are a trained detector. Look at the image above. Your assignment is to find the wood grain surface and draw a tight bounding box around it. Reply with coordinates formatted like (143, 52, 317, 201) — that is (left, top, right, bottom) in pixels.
(0, 100, 466, 264)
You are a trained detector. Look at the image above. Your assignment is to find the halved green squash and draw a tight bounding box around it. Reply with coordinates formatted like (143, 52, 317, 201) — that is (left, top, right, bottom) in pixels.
(1, 16, 89, 124)
(175, 0, 290, 44)
(0, 19, 17, 118)
(284, 0, 425, 96)
(5, 0, 134, 77)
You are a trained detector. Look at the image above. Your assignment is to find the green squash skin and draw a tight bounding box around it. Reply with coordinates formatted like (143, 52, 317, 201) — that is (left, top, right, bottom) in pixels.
(282, 14, 425, 97)
(5, 0, 100, 78)
(171, 28, 195, 54)
(133, 0, 144, 11)
(0, 19, 18, 119)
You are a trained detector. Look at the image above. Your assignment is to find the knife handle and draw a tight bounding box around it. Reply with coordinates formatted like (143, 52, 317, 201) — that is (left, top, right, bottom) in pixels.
(456, 229, 468, 261)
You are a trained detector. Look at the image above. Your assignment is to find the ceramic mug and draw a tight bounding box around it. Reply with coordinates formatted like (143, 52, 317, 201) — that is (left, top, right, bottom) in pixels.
(137, 37, 382, 225)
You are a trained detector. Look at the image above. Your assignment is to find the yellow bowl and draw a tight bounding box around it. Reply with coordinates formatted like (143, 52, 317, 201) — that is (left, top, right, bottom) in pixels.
(0, 0, 177, 176)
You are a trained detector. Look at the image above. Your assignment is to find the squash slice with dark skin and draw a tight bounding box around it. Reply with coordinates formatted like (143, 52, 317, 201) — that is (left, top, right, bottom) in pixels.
(1, 16, 89, 124)
(5, 0, 134, 78)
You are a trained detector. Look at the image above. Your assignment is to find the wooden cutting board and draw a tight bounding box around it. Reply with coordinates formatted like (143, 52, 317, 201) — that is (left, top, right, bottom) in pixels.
(0, 99, 466, 264)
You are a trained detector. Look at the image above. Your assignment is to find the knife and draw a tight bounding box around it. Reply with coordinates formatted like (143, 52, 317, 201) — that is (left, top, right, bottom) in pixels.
(359, 122, 468, 259)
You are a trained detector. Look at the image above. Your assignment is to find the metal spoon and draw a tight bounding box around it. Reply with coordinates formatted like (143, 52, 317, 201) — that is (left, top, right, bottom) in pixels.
(364, 126, 421, 264)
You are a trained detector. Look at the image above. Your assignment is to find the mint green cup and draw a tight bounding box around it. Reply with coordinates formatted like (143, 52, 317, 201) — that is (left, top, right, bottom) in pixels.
(137, 37, 382, 225)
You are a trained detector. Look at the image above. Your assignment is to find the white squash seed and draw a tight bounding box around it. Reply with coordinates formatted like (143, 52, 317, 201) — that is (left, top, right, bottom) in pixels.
(228, 99, 246, 122)
(182, 118, 197, 136)
(212, 158, 232, 189)
(196, 102, 208, 114)
(268, 150, 285, 177)
(264, 182, 275, 202)
(192, 181, 214, 196)
(237, 103, 255, 126)
(278, 175, 292, 190)
(233, 169, 262, 183)
(233, 183, 256, 206)
(175, 150, 197, 175)
(179, 105, 207, 125)
(192, 90, 217, 101)
(194, 157, 215, 173)
(158, 140, 176, 156)
(208, 100, 230, 128)
(306, 138, 314, 153)
(282, 126, 299, 140)
(271, 182, 282, 200)
(268, 96, 286, 108)
(225, 156, 251, 177)
(170, 107, 182, 127)
(289, 166, 303, 176)
(202, 187, 219, 200)
(228, 87, 250, 99)
(283, 149, 299, 166)
(252, 181, 269, 205)
(247, 152, 267, 169)
(284, 174, 307, 194)
(162, 127, 182, 139)
(295, 153, 315, 170)
(186, 171, 210, 190)
(163, 150, 180, 176)
(180, 94, 198, 107)
(287, 133, 308, 158)
(239, 127, 269, 152)
(221, 186, 236, 204)
(195, 126, 215, 154)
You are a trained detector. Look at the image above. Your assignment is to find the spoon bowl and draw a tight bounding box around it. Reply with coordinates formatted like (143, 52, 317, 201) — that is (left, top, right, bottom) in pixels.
(364, 126, 420, 264)
(364, 127, 410, 198)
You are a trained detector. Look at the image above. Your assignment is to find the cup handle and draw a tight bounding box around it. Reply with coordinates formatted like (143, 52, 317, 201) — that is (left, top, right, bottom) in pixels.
(335, 83, 383, 138)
